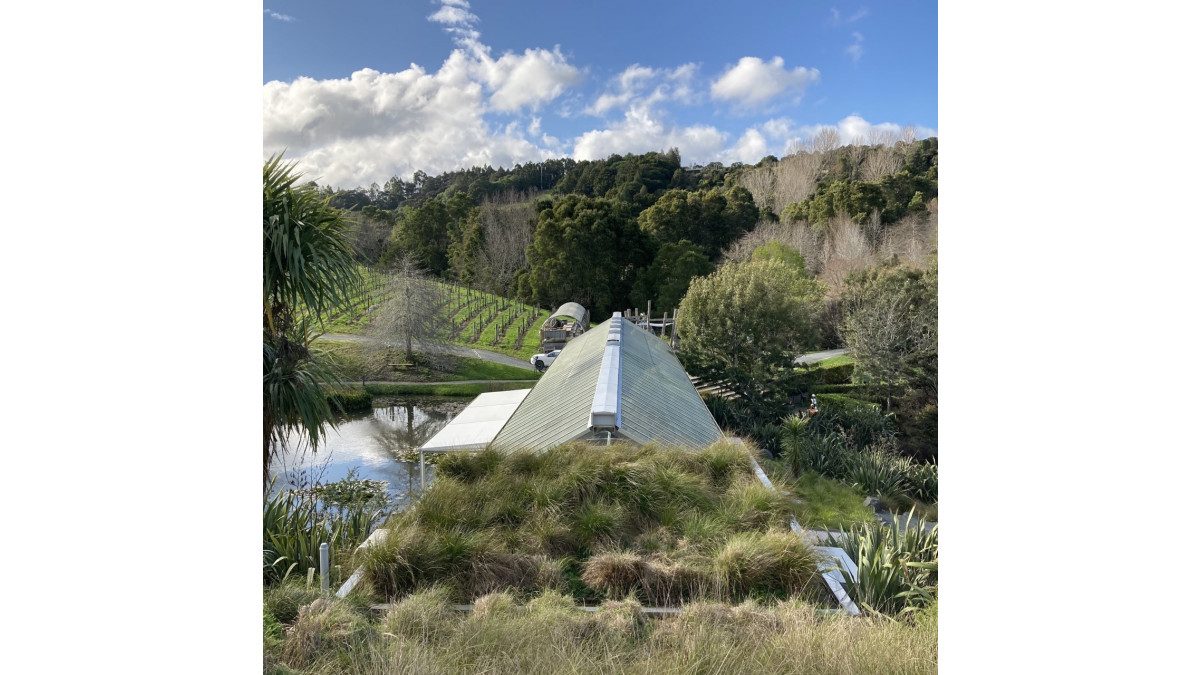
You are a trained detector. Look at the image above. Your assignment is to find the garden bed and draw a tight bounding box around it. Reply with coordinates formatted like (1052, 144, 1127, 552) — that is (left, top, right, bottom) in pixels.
(355, 442, 837, 608)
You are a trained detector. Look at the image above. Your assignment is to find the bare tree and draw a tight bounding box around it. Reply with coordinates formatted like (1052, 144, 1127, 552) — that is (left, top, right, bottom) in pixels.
(369, 252, 444, 364)
(722, 220, 825, 274)
(880, 211, 937, 267)
(844, 139, 868, 182)
(808, 127, 842, 155)
(738, 166, 776, 212)
(817, 213, 873, 294)
(773, 152, 821, 216)
(862, 129, 903, 181)
(347, 212, 393, 265)
(477, 189, 536, 295)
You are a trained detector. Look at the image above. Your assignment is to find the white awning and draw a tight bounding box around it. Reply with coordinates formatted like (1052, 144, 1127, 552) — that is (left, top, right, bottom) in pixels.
(419, 389, 533, 453)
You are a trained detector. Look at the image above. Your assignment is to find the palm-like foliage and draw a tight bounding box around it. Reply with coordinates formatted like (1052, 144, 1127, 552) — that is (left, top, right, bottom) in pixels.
(825, 511, 938, 616)
(263, 154, 361, 329)
(263, 154, 362, 487)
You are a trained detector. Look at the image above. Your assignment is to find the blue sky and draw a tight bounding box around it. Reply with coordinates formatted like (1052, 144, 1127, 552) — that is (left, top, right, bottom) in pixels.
(264, 1, 937, 189)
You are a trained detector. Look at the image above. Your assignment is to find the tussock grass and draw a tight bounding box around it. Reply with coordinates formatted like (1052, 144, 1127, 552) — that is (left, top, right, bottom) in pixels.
(265, 593, 938, 674)
(359, 442, 828, 606)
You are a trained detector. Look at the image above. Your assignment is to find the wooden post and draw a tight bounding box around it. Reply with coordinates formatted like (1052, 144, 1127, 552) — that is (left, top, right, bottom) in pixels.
(419, 450, 426, 491)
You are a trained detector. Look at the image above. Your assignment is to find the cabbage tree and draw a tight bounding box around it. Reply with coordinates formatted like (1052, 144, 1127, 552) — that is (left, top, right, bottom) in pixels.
(263, 154, 362, 488)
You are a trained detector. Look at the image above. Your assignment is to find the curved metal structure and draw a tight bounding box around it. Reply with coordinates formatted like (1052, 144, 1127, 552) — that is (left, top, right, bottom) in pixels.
(539, 302, 590, 351)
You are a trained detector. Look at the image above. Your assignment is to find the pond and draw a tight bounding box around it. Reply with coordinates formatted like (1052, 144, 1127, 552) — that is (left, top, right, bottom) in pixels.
(268, 397, 467, 507)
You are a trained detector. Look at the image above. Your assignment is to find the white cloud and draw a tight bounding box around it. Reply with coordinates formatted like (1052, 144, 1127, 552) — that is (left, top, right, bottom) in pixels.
(427, 5, 477, 26)
(829, 6, 869, 25)
(572, 104, 725, 165)
(477, 46, 581, 112)
(717, 129, 768, 165)
(585, 63, 698, 116)
(793, 115, 937, 147)
(847, 32, 864, 63)
(710, 57, 819, 108)
(264, 9, 295, 22)
(263, 60, 555, 188)
(761, 118, 795, 141)
(263, 2, 933, 188)
(424, 2, 580, 112)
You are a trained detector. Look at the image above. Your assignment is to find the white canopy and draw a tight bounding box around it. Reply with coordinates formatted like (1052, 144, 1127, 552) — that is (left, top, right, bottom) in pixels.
(418, 388, 532, 453)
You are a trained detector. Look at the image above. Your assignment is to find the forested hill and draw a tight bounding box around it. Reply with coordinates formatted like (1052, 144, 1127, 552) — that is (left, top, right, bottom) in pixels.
(328, 137, 937, 326)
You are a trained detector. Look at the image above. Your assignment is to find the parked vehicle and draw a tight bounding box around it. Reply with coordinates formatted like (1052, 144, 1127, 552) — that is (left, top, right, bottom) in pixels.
(530, 349, 561, 372)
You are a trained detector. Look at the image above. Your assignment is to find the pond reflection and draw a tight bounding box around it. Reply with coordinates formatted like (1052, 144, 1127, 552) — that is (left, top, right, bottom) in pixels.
(269, 397, 466, 506)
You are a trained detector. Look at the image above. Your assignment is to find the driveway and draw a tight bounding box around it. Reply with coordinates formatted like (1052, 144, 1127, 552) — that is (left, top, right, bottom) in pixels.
(795, 348, 849, 366)
(317, 333, 535, 371)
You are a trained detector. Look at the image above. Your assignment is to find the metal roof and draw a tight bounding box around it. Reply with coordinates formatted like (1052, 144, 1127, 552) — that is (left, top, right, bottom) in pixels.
(492, 314, 722, 452)
(547, 302, 588, 323)
(419, 389, 532, 452)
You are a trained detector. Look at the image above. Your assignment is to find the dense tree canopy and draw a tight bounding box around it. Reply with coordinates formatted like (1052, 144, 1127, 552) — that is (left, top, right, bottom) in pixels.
(630, 240, 713, 315)
(637, 187, 758, 256)
(525, 195, 651, 315)
(839, 261, 938, 408)
(677, 258, 825, 414)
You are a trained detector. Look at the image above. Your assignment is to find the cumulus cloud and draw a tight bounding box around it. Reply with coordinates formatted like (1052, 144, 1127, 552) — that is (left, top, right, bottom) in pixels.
(427, 4, 477, 26)
(710, 57, 819, 109)
(586, 63, 699, 116)
(476, 46, 581, 112)
(263, 56, 555, 188)
(793, 115, 937, 147)
(264, 9, 295, 22)
(717, 129, 768, 165)
(423, 2, 580, 112)
(846, 32, 864, 63)
(572, 104, 725, 166)
(263, 1, 933, 188)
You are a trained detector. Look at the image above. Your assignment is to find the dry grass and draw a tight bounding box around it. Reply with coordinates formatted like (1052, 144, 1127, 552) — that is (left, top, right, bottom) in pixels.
(268, 592, 938, 674)
(357, 442, 826, 606)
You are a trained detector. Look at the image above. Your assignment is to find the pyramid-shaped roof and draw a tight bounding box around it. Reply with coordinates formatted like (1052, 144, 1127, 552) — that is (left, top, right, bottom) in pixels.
(491, 313, 723, 451)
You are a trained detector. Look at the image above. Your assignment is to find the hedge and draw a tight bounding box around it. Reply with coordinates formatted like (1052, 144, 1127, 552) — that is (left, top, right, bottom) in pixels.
(325, 389, 373, 413)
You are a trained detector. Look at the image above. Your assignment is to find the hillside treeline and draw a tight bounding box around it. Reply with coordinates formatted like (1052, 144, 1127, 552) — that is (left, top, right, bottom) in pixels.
(327, 137, 938, 330)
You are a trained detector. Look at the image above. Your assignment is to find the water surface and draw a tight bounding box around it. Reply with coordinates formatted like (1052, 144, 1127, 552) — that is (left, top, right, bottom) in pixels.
(269, 397, 466, 506)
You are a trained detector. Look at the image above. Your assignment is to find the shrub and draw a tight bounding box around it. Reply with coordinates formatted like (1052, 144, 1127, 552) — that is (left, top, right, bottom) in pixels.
(828, 511, 938, 616)
(810, 396, 895, 448)
(910, 462, 938, 503)
(263, 481, 384, 586)
(781, 415, 851, 479)
(325, 388, 372, 413)
(821, 363, 855, 384)
(843, 448, 913, 503)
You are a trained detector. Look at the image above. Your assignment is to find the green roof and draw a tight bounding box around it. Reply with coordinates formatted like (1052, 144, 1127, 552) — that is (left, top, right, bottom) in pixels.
(492, 315, 722, 452)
